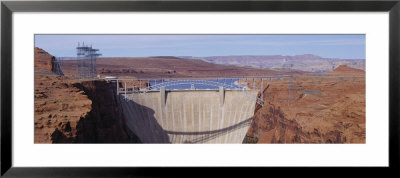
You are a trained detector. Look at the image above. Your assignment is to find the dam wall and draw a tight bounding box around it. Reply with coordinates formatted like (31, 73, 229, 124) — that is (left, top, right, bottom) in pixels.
(119, 90, 258, 143)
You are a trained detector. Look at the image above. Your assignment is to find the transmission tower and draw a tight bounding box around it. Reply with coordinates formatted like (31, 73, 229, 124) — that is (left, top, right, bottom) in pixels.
(76, 42, 102, 79)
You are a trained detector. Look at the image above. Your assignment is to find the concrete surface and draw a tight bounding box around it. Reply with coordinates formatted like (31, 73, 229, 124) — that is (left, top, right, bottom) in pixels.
(119, 90, 258, 143)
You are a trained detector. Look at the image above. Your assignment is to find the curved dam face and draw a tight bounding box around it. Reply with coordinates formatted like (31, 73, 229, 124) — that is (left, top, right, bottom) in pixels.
(119, 89, 258, 143)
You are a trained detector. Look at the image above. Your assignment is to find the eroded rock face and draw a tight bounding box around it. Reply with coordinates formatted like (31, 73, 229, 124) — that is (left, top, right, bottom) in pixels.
(34, 48, 140, 143)
(34, 75, 92, 143)
(245, 66, 365, 143)
(34, 47, 54, 73)
(34, 75, 141, 143)
(34, 47, 63, 75)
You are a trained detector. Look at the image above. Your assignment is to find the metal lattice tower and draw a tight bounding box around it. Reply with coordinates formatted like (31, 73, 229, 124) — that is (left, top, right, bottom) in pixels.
(76, 42, 102, 79)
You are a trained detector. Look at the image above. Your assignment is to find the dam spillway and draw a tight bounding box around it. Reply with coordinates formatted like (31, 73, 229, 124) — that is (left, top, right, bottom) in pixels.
(119, 89, 258, 143)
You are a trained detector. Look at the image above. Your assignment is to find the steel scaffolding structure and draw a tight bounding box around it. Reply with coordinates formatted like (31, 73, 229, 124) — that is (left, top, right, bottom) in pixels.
(76, 42, 102, 79)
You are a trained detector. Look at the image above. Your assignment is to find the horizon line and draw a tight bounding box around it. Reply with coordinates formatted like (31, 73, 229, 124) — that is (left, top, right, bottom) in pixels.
(53, 55, 366, 60)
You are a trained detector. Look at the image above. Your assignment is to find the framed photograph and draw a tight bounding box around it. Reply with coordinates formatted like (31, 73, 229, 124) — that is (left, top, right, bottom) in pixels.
(1, 0, 399, 176)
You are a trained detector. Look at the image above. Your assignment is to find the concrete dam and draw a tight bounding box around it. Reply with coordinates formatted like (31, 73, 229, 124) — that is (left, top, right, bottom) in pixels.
(113, 78, 266, 143)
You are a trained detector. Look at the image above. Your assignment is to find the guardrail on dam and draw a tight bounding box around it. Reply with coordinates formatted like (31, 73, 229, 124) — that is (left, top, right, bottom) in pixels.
(109, 77, 286, 143)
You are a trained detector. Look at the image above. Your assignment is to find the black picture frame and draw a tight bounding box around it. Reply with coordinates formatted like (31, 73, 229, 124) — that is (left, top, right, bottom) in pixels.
(1, 0, 399, 177)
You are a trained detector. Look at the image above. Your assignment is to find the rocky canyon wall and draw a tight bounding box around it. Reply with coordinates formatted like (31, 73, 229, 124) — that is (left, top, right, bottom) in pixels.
(245, 67, 366, 143)
(34, 75, 140, 143)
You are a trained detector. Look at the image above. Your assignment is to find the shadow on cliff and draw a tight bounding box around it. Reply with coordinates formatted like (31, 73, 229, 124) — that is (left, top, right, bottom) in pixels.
(51, 81, 141, 143)
(119, 97, 170, 143)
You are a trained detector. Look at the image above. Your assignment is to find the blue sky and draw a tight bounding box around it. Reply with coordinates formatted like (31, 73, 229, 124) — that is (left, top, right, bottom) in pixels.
(35, 34, 365, 59)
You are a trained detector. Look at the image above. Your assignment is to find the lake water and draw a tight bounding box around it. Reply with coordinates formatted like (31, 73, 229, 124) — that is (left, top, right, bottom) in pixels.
(148, 78, 245, 90)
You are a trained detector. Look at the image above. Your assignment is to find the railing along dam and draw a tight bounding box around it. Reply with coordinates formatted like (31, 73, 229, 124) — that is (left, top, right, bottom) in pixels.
(108, 77, 288, 143)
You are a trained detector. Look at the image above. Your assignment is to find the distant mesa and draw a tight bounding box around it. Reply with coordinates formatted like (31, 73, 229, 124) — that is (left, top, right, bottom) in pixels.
(149, 56, 183, 59)
(326, 65, 365, 76)
(199, 55, 365, 73)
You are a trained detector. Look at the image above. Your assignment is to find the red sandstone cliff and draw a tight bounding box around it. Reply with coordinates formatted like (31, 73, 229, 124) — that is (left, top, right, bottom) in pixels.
(245, 74, 365, 143)
(34, 74, 141, 143)
(34, 47, 64, 75)
(34, 48, 140, 143)
(34, 47, 54, 73)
